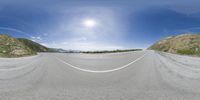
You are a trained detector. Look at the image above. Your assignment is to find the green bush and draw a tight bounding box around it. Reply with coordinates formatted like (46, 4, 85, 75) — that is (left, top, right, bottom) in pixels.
(177, 49, 195, 55)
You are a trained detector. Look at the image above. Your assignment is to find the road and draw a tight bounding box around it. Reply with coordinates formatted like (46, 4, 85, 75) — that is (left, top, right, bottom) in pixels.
(0, 50, 200, 100)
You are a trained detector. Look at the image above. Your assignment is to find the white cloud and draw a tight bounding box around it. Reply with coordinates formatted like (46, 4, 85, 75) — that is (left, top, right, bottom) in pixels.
(31, 36, 41, 39)
(30, 36, 43, 43)
(31, 36, 36, 39)
(36, 36, 41, 40)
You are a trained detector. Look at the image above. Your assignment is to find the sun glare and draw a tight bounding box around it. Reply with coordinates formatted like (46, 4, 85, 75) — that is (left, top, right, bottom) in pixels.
(83, 19, 96, 28)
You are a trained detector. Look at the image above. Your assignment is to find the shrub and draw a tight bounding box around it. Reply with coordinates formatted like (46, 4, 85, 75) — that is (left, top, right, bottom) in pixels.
(177, 49, 195, 55)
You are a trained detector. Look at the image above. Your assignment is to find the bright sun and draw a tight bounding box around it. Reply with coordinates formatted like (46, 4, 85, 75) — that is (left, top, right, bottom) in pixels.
(83, 19, 96, 28)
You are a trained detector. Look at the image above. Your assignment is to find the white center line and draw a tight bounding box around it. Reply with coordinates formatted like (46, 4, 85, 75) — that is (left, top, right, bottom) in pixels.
(55, 53, 146, 73)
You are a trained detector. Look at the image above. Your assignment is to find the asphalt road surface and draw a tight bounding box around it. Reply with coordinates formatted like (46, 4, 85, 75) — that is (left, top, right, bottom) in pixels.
(0, 50, 200, 100)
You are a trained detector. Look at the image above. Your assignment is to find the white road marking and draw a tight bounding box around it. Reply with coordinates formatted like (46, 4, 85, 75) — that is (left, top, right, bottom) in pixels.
(0, 62, 36, 71)
(56, 53, 146, 73)
(0, 55, 42, 71)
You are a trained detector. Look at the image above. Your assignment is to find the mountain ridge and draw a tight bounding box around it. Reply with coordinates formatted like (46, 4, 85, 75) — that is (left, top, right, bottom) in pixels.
(18, 38, 49, 52)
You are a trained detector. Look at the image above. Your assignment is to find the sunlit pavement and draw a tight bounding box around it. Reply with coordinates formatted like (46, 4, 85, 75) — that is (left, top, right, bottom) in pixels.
(0, 50, 200, 100)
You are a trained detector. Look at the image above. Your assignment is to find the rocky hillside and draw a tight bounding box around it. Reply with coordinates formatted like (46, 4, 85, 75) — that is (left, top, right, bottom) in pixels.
(149, 33, 200, 56)
(0, 34, 36, 57)
(18, 38, 49, 52)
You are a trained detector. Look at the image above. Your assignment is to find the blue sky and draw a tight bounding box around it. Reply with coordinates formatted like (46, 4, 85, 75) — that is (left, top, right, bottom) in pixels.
(0, 0, 200, 50)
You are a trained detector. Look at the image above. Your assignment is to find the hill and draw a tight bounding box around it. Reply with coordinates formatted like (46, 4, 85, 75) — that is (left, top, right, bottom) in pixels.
(149, 33, 200, 56)
(0, 34, 36, 57)
(47, 48, 72, 53)
(18, 38, 49, 52)
(82, 49, 142, 54)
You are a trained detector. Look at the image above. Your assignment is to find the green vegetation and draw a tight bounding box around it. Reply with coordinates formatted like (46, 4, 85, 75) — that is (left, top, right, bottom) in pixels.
(18, 38, 49, 52)
(177, 49, 195, 55)
(0, 34, 37, 57)
(0, 34, 73, 57)
(149, 33, 200, 56)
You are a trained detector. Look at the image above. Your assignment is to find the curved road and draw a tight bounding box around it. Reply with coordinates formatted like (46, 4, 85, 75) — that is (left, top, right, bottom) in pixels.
(0, 50, 200, 100)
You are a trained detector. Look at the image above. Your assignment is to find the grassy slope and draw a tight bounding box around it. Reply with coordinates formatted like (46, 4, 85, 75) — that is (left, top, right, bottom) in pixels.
(0, 34, 36, 57)
(149, 34, 200, 56)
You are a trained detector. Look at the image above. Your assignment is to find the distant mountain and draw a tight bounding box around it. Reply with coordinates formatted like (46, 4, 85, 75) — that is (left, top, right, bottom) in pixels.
(82, 49, 142, 54)
(149, 33, 200, 56)
(18, 38, 49, 52)
(0, 34, 36, 57)
(47, 48, 67, 53)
